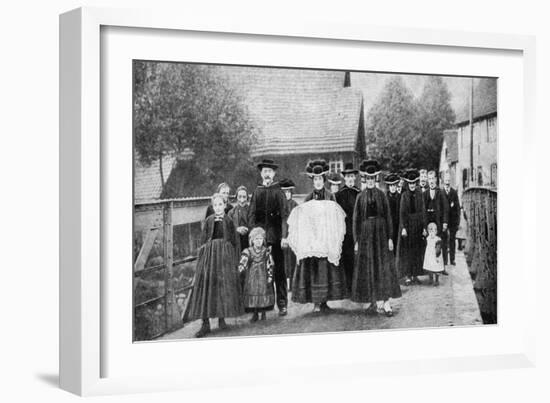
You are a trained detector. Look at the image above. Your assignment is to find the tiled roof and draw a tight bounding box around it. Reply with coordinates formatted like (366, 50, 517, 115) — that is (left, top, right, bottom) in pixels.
(251, 87, 363, 156)
(455, 78, 497, 125)
(219, 67, 363, 156)
(443, 129, 458, 163)
(134, 155, 177, 203)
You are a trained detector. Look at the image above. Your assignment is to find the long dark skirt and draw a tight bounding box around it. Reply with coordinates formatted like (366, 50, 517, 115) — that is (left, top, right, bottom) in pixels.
(397, 212, 426, 278)
(352, 217, 401, 303)
(187, 239, 244, 320)
(283, 247, 297, 289)
(292, 257, 348, 304)
(340, 234, 355, 293)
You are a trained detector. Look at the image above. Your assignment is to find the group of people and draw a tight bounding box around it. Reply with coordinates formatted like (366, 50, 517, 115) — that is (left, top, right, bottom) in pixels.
(185, 158, 461, 338)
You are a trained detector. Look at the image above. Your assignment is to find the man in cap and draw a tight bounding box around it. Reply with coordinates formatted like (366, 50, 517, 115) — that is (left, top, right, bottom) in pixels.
(441, 173, 461, 266)
(335, 162, 360, 293)
(248, 159, 289, 315)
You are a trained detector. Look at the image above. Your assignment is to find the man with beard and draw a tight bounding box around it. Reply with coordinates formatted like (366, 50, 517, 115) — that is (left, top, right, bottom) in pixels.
(441, 173, 461, 266)
(248, 159, 289, 316)
(423, 170, 449, 276)
(335, 162, 360, 293)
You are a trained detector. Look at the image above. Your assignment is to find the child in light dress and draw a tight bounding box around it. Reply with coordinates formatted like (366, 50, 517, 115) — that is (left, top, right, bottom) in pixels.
(423, 222, 444, 286)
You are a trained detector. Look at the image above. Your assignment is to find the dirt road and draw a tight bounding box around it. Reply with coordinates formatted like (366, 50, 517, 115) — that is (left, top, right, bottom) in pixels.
(160, 250, 482, 341)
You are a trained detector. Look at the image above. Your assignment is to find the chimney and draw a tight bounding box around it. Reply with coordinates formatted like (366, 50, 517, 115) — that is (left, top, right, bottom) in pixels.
(344, 71, 351, 87)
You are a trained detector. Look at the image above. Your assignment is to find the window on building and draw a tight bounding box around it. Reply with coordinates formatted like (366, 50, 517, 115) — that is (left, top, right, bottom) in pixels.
(462, 168, 469, 190)
(477, 166, 483, 186)
(329, 160, 343, 173)
(490, 163, 497, 187)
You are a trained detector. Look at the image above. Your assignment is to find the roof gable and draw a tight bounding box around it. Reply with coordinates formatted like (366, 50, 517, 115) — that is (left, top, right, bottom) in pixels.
(455, 78, 497, 125)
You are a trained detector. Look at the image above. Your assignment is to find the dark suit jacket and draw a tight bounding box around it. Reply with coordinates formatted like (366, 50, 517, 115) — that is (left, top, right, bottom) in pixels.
(442, 186, 461, 230)
(248, 181, 288, 244)
(422, 188, 449, 231)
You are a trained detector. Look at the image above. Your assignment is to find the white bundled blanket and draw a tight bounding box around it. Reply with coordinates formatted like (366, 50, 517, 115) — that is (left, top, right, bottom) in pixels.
(287, 200, 346, 266)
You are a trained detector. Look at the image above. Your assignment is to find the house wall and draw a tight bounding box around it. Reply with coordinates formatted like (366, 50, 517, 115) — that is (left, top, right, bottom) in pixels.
(439, 139, 458, 189)
(455, 114, 498, 198)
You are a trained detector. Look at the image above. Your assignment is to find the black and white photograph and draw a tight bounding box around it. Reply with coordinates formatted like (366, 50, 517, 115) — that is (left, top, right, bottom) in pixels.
(132, 61, 497, 341)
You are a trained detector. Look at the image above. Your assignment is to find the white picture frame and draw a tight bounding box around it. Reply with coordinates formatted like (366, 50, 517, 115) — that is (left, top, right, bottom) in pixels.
(59, 6, 537, 396)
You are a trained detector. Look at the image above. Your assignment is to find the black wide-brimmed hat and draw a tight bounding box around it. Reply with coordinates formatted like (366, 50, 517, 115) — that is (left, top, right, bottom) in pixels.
(257, 159, 279, 170)
(327, 172, 342, 185)
(279, 178, 296, 190)
(385, 173, 400, 185)
(402, 168, 420, 183)
(305, 159, 330, 178)
(358, 159, 381, 176)
(341, 162, 359, 176)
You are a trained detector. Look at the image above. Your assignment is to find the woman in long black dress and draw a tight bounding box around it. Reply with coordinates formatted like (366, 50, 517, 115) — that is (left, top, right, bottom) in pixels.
(352, 160, 401, 316)
(289, 160, 348, 312)
(385, 172, 401, 256)
(396, 169, 428, 286)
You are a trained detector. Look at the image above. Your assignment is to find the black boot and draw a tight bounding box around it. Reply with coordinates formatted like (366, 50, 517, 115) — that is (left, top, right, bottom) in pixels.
(250, 311, 259, 323)
(320, 302, 331, 313)
(195, 320, 211, 338)
(218, 317, 228, 330)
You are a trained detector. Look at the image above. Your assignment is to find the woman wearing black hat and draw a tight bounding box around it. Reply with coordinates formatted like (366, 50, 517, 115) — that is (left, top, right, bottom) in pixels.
(289, 160, 348, 312)
(352, 160, 401, 316)
(335, 162, 360, 294)
(397, 169, 428, 285)
(385, 173, 401, 257)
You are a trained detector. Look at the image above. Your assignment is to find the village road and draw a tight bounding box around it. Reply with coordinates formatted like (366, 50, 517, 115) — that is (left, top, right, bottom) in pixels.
(159, 250, 482, 341)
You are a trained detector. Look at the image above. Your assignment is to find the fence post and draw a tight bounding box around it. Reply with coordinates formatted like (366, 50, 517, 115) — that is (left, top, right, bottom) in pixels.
(163, 201, 174, 330)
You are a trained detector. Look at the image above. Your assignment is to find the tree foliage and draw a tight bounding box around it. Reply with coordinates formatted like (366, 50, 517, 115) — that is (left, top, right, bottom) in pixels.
(134, 61, 257, 194)
(366, 75, 456, 172)
(416, 76, 456, 170)
(366, 76, 420, 171)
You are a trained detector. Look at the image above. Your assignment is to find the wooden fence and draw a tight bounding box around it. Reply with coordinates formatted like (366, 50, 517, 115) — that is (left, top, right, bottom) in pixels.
(461, 187, 497, 324)
(133, 197, 210, 341)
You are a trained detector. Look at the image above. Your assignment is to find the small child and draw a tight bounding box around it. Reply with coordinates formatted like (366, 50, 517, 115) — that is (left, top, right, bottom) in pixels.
(186, 193, 244, 337)
(238, 227, 275, 322)
(423, 222, 444, 286)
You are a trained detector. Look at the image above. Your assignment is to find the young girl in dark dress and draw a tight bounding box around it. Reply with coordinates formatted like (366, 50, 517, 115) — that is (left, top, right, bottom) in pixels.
(238, 227, 275, 322)
(187, 193, 244, 338)
(205, 182, 233, 218)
